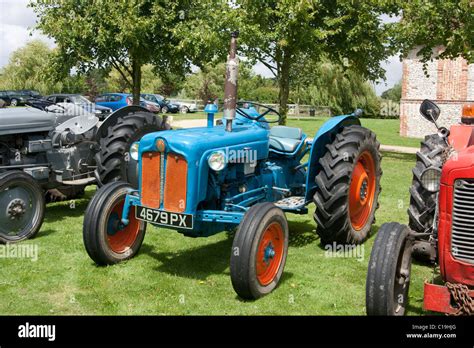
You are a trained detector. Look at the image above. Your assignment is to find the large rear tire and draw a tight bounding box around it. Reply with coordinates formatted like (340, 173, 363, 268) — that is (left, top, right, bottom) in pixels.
(83, 181, 146, 265)
(0, 171, 45, 243)
(366, 222, 413, 316)
(408, 134, 447, 233)
(230, 203, 289, 299)
(313, 125, 382, 245)
(95, 111, 169, 186)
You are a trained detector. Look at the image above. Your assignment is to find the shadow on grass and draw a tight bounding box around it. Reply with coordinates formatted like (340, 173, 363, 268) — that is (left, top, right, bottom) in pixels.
(288, 220, 318, 247)
(34, 228, 57, 240)
(43, 197, 90, 223)
(142, 235, 295, 295)
(143, 238, 233, 280)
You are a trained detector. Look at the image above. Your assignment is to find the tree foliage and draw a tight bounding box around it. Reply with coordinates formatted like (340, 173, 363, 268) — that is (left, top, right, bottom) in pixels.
(397, 0, 473, 64)
(292, 58, 381, 117)
(230, 0, 399, 123)
(381, 82, 402, 102)
(0, 40, 84, 94)
(30, 0, 190, 104)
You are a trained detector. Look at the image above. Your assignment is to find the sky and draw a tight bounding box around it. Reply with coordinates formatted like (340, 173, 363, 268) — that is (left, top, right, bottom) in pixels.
(0, 0, 401, 95)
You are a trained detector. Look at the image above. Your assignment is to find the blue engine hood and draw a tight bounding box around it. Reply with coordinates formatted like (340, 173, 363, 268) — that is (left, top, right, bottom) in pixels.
(139, 123, 270, 160)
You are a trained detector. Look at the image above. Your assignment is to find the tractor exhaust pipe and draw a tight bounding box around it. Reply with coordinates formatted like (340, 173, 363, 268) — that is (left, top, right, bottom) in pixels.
(223, 31, 239, 132)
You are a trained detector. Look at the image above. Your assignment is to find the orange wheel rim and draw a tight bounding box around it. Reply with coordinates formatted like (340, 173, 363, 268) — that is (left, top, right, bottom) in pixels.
(106, 200, 140, 254)
(349, 151, 376, 231)
(256, 222, 284, 286)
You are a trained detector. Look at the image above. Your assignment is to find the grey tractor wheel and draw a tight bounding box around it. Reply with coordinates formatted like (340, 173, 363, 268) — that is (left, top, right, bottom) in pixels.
(313, 125, 382, 245)
(10, 99, 18, 107)
(366, 222, 413, 316)
(408, 134, 447, 233)
(95, 111, 169, 186)
(0, 171, 45, 243)
(230, 203, 289, 299)
(83, 181, 146, 265)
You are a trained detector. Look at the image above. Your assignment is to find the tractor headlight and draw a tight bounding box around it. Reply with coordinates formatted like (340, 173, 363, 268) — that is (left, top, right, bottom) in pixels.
(420, 167, 441, 192)
(208, 151, 226, 171)
(130, 142, 139, 161)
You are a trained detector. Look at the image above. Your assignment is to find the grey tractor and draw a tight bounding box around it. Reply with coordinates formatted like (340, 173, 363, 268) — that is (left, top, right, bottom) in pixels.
(0, 102, 169, 243)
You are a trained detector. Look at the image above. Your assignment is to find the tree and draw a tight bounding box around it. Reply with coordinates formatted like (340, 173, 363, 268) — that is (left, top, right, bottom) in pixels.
(0, 40, 85, 94)
(233, 0, 399, 124)
(31, 0, 189, 104)
(292, 57, 381, 117)
(397, 0, 473, 64)
(381, 82, 401, 102)
(182, 61, 278, 104)
(183, 63, 226, 104)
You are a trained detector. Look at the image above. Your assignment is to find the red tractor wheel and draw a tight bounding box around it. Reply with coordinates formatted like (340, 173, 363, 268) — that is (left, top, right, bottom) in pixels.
(230, 203, 289, 299)
(313, 125, 382, 245)
(366, 222, 413, 316)
(83, 182, 146, 265)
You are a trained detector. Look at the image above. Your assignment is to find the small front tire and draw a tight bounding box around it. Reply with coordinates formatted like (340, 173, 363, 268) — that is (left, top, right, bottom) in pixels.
(0, 171, 45, 243)
(230, 203, 289, 299)
(83, 181, 146, 265)
(366, 222, 413, 316)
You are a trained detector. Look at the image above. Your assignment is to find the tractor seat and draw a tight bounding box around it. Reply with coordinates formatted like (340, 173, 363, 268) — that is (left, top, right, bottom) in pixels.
(269, 126, 303, 153)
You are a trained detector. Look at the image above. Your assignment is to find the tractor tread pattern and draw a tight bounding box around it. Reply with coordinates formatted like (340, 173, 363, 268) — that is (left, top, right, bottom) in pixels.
(408, 134, 447, 233)
(313, 125, 382, 244)
(95, 111, 169, 185)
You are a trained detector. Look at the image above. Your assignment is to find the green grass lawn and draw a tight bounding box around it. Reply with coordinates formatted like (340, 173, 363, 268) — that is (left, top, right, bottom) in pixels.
(287, 117, 423, 148)
(0, 151, 433, 315)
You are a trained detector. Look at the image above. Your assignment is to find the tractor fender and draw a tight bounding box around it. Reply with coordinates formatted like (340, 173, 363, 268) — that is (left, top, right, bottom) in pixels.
(95, 105, 152, 141)
(304, 114, 361, 202)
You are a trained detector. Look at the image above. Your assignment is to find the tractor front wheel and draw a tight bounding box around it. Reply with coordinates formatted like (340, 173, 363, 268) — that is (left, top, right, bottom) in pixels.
(230, 203, 289, 299)
(366, 222, 413, 316)
(0, 171, 45, 243)
(313, 125, 382, 245)
(83, 181, 146, 265)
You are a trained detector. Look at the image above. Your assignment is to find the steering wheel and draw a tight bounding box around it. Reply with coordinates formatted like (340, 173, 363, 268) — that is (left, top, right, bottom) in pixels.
(236, 101, 281, 123)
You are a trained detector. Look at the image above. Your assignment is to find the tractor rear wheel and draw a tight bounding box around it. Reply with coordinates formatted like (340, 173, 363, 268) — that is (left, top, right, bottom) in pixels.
(0, 171, 45, 243)
(95, 111, 169, 186)
(313, 125, 382, 245)
(83, 181, 146, 265)
(366, 222, 413, 316)
(230, 203, 289, 299)
(408, 134, 447, 233)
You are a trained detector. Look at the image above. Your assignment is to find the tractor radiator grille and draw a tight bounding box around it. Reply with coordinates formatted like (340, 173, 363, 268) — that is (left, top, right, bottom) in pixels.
(452, 179, 474, 264)
(140, 152, 187, 212)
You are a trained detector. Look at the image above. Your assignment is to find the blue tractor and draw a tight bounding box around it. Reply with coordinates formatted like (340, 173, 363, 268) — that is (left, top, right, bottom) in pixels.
(83, 33, 382, 299)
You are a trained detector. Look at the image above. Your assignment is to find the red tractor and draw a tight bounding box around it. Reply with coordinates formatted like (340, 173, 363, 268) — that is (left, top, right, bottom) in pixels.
(366, 99, 474, 315)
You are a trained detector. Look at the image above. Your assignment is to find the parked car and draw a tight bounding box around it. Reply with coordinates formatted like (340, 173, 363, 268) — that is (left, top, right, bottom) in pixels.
(41, 94, 112, 120)
(172, 100, 198, 113)
(0, 90, 29, 106)
(19, 90, 42, 99)
(95, 93, 130, 111)
(95, 93, 159, 113)
(141, 93, 180, 113)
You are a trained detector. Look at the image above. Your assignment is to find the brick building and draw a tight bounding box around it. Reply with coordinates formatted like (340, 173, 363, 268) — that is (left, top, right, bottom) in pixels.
(400, 47, 474, 138)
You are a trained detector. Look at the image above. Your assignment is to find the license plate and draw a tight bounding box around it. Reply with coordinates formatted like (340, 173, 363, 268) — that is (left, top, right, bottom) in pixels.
(135, 205, 193, 230)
